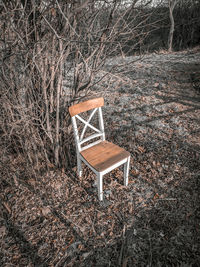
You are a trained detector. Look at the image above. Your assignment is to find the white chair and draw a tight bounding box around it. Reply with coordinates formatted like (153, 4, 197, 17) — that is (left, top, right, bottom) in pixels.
(69, 97, 130, 201)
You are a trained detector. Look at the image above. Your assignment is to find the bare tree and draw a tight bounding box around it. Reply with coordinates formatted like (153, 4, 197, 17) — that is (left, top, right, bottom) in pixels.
(168, 0, 177, 51)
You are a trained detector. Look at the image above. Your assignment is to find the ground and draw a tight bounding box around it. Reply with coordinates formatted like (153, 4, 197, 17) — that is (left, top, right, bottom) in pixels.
(0, 48, 200, 266)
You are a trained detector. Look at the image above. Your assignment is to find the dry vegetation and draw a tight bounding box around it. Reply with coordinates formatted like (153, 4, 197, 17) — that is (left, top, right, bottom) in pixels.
(1, 47, 200, 266)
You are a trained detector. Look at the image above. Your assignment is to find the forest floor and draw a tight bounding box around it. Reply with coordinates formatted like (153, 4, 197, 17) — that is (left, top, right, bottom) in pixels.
(0, 47, 200, 266)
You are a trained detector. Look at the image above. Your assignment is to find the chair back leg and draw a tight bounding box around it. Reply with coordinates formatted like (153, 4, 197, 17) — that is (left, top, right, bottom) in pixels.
(124, 156, 130, 186)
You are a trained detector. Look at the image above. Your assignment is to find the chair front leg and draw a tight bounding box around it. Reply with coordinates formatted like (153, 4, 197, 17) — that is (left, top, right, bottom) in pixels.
(77, 154, 82, 178)
(97, 172, 103, 201)
(124, 156, 130, 186)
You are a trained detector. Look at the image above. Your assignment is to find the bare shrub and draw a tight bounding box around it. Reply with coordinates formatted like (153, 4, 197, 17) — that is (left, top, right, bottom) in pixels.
(0, 0, 155, 176)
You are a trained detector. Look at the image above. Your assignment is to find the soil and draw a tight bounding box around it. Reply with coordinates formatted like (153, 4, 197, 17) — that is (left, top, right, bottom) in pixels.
(0, 47, 200, 266)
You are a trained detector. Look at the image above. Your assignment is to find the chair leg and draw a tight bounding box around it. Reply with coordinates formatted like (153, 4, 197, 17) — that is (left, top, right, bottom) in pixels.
(77, 155, 82, 178)
(97, 173, 103, 201)
(124, 156, 130, 186)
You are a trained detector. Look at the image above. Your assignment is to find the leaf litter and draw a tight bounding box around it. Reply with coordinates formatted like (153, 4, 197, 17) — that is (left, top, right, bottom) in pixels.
(0, 48, 200, 266)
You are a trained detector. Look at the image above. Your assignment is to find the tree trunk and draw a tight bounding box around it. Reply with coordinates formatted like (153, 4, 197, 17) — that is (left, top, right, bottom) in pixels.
(168, 0, 177, 52)
(54, 40, 64, 166)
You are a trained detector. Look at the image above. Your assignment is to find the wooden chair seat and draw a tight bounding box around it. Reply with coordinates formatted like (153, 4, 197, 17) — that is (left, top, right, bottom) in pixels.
(81, 140, 130, 172)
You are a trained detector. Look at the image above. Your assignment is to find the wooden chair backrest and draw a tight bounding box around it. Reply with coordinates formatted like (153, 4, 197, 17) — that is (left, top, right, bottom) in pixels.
(69, 98, 105, 152)
(69, 97, 104, 117)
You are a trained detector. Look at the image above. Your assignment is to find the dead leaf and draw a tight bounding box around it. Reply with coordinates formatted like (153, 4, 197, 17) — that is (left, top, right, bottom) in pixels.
(51, 8, 56, 16)
(153, 193, 160, 200)
(64, 237, 74, 250)
(41, 206, 51, 216)
(131, 169, 139, 176)
(48, 162, 55, 168)
(138, 146, 145, 153)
